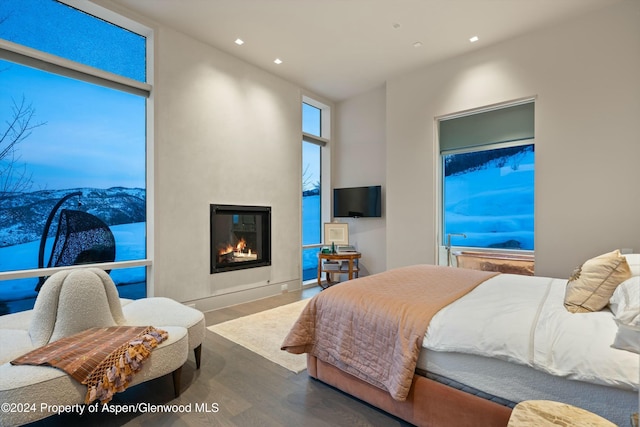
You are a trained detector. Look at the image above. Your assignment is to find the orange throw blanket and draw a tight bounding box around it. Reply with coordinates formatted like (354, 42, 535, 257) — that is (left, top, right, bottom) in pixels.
(11, 326, 168, 404)
(282, 265, 498, 400)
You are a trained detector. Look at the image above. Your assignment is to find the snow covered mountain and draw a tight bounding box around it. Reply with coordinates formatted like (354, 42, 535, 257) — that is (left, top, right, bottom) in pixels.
(0, 187, 145, 248)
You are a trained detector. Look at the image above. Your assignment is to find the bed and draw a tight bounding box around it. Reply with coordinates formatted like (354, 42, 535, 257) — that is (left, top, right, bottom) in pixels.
(282, 251, 639, 427)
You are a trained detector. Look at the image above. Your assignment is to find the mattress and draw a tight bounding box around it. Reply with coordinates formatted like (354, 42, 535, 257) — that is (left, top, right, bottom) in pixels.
(417, 350, 637, 427)
(419, 272, 639, 426)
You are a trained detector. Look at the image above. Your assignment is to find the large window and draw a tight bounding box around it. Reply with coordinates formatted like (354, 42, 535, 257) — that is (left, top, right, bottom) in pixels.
(440, 101, 535, 259)
(0, 0, 151, 314)
(302, 100, 328, 282)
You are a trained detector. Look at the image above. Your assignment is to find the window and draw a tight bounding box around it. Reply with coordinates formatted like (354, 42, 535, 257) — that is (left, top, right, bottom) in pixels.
(303, 103, 321, 137)
(0, 0, 151, 314)
(439, 101, 535, 261)
(302, 100, 328, 282)
(302, 141, 321, 280)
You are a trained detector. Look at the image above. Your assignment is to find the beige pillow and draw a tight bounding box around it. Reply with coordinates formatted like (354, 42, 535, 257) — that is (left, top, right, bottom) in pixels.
(564, 250, 632, 313)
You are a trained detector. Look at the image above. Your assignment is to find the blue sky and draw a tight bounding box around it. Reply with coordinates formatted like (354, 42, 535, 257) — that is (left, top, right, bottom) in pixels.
(302, 103, 321, 190)
(0, 61, 146, 190)
(0, 0, 147, 190)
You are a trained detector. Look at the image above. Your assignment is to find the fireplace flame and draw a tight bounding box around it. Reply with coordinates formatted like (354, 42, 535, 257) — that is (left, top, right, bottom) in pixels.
(218, 238, 256, 259)
(219, 245, 233, 255)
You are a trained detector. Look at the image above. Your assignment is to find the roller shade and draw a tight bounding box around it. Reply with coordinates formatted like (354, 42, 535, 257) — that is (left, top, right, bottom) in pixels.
(440, 101, 534, 152)
(303, 133, 328, 147)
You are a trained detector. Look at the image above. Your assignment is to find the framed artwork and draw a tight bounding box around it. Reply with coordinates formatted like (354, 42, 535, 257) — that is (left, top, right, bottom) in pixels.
(324, 222, 349, 245)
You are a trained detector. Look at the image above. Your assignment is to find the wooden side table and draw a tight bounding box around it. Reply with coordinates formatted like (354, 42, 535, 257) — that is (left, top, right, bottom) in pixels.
(317, 252, 361, 289)
(507, 400, 616, 427)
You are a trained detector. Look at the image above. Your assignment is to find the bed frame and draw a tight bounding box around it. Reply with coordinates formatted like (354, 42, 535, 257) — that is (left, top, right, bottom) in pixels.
(307, 355, 512, 427)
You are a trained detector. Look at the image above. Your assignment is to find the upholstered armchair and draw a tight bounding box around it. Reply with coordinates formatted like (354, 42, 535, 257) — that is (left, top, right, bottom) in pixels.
(0, 268, 205, 426)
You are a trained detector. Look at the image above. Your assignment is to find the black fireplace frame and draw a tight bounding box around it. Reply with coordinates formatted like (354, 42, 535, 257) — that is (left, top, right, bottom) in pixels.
(210, 204, 271, 274)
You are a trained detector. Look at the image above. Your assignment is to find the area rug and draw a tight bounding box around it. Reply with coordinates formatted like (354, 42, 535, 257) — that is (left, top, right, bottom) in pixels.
(207, 299, 310, 373)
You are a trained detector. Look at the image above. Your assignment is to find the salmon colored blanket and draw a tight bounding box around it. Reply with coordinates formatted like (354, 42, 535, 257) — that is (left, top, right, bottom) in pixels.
(11, 326, 168, 404)
(282, 264, 498, 400)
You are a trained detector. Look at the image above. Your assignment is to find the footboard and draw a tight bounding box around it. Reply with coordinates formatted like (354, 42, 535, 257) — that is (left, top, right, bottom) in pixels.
(307, 355, 511, 427)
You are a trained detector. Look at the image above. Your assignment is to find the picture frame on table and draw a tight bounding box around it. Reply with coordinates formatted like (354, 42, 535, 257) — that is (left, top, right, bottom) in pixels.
(324, 222, 349, 245)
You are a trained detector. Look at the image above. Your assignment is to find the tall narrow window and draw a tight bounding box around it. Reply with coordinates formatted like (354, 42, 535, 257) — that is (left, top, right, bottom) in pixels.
(302, 101, 327, 282)
(0, 0, 150, 314)
(440, 101, 535, 261)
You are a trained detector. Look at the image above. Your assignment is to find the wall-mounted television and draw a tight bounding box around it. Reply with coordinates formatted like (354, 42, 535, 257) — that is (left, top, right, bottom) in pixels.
(333, 185, 382, 218)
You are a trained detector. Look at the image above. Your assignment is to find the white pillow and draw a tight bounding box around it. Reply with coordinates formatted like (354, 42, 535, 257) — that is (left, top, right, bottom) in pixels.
(609, 275, 640, 354)
(623, 253, 640, 277)
(611, 321, 640, 354)
(609, 276, 640, 326)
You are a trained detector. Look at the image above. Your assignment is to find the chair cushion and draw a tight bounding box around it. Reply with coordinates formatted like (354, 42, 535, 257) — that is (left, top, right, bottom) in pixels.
(122, 297, 205, 351)
(0, 329, 33, 364)
(0, 325, 188, 426)
(0, 310, 31, 330)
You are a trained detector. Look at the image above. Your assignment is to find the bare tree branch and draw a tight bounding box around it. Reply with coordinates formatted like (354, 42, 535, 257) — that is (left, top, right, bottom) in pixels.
(0, 150, 34, 194)
(1, 96, 46, 159)
(0, 96, 46, 198)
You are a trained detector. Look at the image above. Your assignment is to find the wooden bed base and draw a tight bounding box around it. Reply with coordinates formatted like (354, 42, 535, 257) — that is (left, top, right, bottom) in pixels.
(307, 355, 512, 427)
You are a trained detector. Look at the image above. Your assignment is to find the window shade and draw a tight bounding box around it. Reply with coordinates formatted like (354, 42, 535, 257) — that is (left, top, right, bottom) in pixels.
(303, 133, 328, 147)
(440, 101, 534, 152)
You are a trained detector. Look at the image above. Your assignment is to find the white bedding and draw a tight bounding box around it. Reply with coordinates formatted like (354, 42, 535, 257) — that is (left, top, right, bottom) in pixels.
(424, 273, 639, 391)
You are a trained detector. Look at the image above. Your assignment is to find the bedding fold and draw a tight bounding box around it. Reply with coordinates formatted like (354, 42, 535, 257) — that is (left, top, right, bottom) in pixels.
(282, 264, 498, 400)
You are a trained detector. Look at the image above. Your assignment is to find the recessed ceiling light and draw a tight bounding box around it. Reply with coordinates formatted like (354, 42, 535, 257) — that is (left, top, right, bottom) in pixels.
(469, 36, 479, 43)
(413, 41, 423, 48)
(274, 58, 283, 65)
(234, 38, 244, 45)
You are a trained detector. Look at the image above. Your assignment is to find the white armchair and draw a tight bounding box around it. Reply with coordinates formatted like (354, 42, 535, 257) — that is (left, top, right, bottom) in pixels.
(0, 268, 205, 427)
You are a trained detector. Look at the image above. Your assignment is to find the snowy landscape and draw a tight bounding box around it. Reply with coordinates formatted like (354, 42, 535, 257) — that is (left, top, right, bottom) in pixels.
(444, 148, 534, 250)
(0, 188, 146, 314)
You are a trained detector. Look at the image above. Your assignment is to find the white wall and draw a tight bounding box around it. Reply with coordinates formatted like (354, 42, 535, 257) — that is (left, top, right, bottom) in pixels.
(152, 27, 307, 310)
(384, 0, 640, 277)
(334, 85, 387, 275)
(106, 0, 639, 305)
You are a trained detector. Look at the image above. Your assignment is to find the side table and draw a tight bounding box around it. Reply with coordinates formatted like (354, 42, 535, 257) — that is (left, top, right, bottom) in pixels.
(317, 252, 361, 289)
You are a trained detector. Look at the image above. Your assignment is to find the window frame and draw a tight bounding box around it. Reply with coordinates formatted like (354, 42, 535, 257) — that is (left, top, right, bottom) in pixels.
(301, 96, 331, 284)
(435, 99, 535, 265)
(0, 1, 154, 287)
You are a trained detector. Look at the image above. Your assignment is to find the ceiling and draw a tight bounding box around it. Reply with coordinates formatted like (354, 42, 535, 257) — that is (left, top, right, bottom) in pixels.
(110, 0, 620, 102)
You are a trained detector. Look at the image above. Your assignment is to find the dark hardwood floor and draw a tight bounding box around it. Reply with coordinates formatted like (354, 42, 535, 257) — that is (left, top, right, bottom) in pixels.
(30, 286, 412, 427)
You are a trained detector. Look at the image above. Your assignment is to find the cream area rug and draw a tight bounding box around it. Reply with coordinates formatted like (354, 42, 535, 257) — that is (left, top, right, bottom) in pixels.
(208, 299, 310, 373)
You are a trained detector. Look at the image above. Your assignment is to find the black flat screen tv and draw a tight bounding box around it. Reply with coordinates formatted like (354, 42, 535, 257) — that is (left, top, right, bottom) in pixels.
(333, 185, 382, 218)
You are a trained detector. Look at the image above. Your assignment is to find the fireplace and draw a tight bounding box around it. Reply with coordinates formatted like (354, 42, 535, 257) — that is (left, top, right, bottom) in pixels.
(210, 204, 271, 273)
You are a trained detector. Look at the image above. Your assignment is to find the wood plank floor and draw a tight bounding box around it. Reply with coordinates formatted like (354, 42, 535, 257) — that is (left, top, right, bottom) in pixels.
(31, 286, 412, 427)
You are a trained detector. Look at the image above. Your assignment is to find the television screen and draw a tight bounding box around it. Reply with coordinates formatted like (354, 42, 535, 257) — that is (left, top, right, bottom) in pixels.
(333, 185, 382, 218)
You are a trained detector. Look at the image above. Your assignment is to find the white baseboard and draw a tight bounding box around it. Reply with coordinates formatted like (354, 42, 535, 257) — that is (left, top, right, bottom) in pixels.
(184, 279, 301, 313)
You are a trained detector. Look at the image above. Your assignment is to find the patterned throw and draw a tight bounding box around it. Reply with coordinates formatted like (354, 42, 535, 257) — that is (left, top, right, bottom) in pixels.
(11, 326, 168, 404)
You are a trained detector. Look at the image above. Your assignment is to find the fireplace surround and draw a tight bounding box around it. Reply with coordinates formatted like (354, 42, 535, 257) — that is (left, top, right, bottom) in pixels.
(210, 204, 271, 273)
